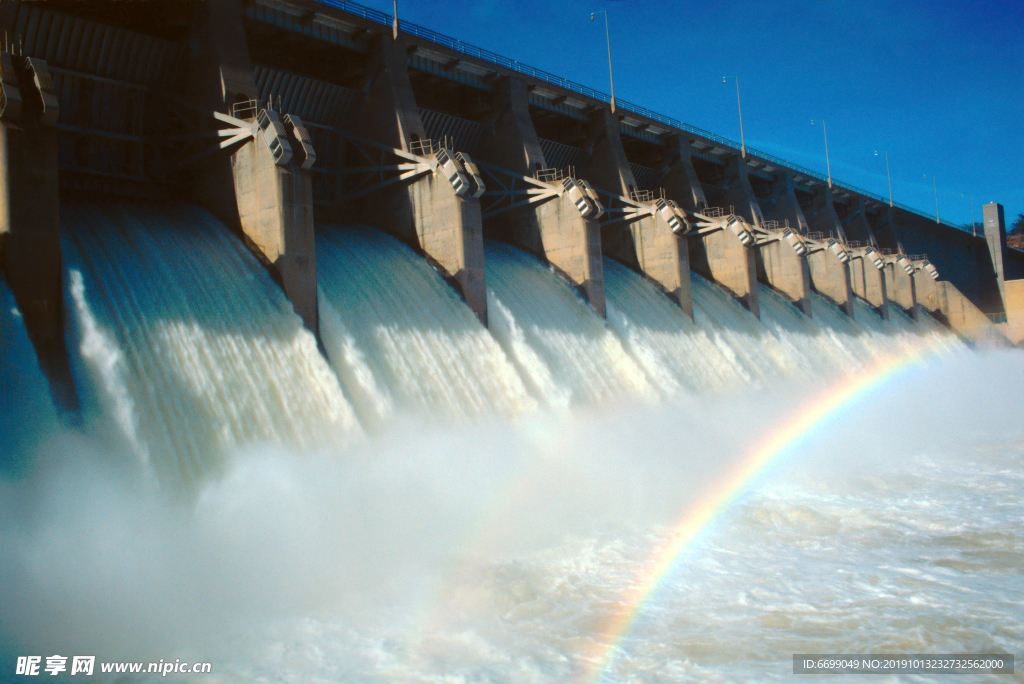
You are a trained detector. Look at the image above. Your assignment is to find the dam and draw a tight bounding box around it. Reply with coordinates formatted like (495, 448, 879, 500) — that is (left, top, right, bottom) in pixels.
(0, 0, 1021, 385)
(1, 2, 1023, 682)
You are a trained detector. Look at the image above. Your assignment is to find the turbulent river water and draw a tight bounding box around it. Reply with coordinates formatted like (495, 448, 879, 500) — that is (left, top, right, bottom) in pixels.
(1, 203, 1021, 683)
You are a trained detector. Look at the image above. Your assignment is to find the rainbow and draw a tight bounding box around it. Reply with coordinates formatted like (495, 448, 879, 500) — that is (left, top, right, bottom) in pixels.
(582, 340, 951, 683)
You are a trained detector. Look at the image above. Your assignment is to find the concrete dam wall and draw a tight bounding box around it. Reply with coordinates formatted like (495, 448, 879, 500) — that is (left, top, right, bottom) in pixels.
(0, 0, 1019, 419)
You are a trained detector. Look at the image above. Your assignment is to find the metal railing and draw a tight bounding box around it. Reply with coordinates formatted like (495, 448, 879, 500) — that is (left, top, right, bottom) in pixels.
(762, 219, 791, 231)
(536, 167, 569, 183)
(314, 0, 978, 235)
(410, 137, 446, 156)
(704, 206, 734, 219)
(231, 99, 258, 120)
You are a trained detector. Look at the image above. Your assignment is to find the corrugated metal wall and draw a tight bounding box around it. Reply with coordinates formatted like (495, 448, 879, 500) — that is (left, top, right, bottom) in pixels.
(538, 138, 588, 172)
(254, 65, 362, 127)
(629, 163, 663, 192)
(52, 69, 147, 184)
(418, 108, 489, 155)
(700, 183, 731, 211)
(3, 5, 185, 195)
(14, 6, 184, 88)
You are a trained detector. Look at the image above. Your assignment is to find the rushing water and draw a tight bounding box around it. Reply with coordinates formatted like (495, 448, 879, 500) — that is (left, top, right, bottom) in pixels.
(57, 203, 359, 490)
(317, 224, 536, 426)
(1, 205, 1021, 683)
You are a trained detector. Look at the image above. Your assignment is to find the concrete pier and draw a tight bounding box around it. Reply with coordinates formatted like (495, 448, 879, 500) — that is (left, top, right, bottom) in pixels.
(983, 202, 1008, 312)
(870, 205, 902, 253)
(660, 136, 709, 213)
(885, 260, 918, 320)
(231, 123, 319, 333)
(905, 235, 1008, 343)
(0, 51, 79, 409)
(842, 198, 888, 319)
(803, 185, 854, 317)
(479, 78, 604, 315)
(871, 206, 917, 318)
(189, 0, 321, 334)
(914, 269, 940, 313)
(584, 110, 691, 317)
(848, 249, 888, 319)
(355, 35, 488, 324)
(757, 171, 813, 315)
(691, 154, 759, 318)
(0, 53, 61, 347)
(841, 198, 877, 245)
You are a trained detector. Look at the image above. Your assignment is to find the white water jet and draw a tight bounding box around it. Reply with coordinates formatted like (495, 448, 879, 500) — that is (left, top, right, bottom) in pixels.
(316, 224, 537, 426)
(59, 202, 359, 491)
(483, 241, 657, 406)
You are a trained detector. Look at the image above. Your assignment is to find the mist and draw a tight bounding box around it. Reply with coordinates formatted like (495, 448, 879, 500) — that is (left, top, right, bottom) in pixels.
(2, 346, 1021, 679)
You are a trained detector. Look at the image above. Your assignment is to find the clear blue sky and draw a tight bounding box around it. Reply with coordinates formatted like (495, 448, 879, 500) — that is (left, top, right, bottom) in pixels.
(361, 0, 1023, 228)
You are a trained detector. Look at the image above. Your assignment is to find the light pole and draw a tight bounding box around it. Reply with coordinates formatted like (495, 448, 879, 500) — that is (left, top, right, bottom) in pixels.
(590, 11, 615, 114)
(874, 150, 893, 207)
(922, 174, 939, 224)
(962, 192, 976, 236)
(392, 0, 398, 39)
(723, 76, 745, 158)
(811, 120, 831, 188)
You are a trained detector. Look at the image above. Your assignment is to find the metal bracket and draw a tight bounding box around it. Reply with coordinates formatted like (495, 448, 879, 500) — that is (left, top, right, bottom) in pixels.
(455, 151, 486, 199)
(256, 108, 293, 166)
(157, 95, 255, 174)
(684, 210, 726, 238)
(322, 131, 432, 205)
(590, 186, 654, 229)
(472, 159, 560, 219)
(23, 56, 58, 127)
(284, 113, 316, 170)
